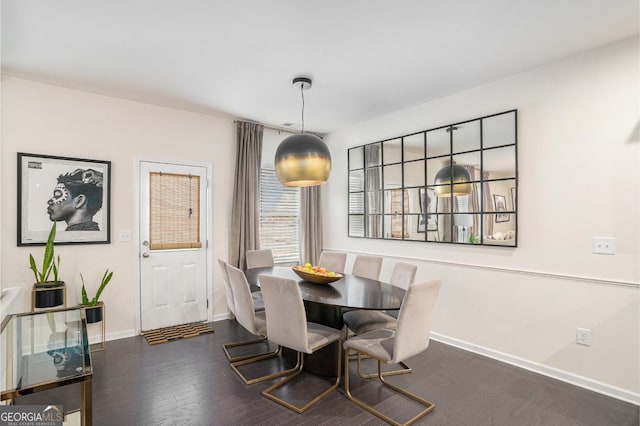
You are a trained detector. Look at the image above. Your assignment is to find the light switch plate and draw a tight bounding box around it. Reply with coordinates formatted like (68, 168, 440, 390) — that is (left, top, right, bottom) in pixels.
(118, 230, 132, 242)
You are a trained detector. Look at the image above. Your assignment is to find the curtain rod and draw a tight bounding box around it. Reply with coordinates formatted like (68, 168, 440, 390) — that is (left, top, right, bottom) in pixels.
(234, 120, 298, 135)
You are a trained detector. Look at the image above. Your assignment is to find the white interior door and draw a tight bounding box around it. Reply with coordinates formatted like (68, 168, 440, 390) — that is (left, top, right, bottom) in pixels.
(139, 161, 208, 331)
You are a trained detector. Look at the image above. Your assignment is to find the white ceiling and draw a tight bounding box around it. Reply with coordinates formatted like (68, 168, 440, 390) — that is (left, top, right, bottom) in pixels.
(2, 0, 638, 134)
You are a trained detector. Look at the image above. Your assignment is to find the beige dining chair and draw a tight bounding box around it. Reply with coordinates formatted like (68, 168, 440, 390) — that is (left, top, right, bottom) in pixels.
(344, 280, 441, 426)
(351, 255, 383, 281)
(318, 251, 347, 274)
(343, 261, 418, 377)
(219, 260, 267, 362)
(218, 259, 236, 317)
(259, 274, 343, 414)
(221, 258, 264, 312)
(224, 265, 293, 384)
(343, 262, 417, 336)
(245, 249, 275, 269)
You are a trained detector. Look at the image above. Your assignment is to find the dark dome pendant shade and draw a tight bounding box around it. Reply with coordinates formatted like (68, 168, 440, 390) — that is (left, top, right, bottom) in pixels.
(434, 161, 472, 197)
(275, 76, 332, 187)
(275, 133, 331, 187)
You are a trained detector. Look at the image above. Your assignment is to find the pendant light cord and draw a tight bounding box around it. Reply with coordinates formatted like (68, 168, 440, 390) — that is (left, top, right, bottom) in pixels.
(300, 82, 305, 133)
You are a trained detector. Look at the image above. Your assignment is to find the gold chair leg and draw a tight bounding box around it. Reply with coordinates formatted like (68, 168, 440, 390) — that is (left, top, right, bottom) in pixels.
(223, 336, 277, 362)
(230, 346, 300, 385)
(344, 348, 435, 426)
(262, 340, 342, 413)
(356, 352, 412, 379)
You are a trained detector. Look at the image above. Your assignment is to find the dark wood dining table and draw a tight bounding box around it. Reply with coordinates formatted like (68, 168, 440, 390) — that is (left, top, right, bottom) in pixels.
(245, 266, 406, 376)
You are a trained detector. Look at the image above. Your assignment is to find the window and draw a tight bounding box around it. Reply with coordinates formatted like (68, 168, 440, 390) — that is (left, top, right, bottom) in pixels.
(259, 168, 300, 264)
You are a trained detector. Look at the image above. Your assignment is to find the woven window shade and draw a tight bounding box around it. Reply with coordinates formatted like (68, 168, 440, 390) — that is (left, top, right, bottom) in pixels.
(149, 172, 202, 250)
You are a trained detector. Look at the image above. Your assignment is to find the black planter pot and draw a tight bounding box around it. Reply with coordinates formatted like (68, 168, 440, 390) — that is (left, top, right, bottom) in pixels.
(85, 305, 103, 323)
(33, 281, 65, 308)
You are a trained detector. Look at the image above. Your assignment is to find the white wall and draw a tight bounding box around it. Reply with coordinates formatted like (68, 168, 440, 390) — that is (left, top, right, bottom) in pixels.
(324, 37, 640, 402)
(0, 76, 236, 337)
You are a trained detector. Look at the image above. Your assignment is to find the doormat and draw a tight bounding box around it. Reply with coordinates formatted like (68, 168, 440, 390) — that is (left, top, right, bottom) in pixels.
(143, 321, 214, 345)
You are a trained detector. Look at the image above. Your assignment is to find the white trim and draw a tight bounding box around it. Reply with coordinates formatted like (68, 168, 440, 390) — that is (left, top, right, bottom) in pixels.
(431, 332, 640, 406)
(213, 312, 233, 322)
(324, 248, 639, 289)
(93, 328, 137, 344)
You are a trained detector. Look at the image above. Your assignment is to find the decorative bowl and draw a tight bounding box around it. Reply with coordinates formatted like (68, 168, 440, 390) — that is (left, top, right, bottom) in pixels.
(291, 266, 343, 284)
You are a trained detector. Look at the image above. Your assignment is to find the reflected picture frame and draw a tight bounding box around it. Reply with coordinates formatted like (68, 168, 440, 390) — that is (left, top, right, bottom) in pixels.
(493, 194, 509, 223)
(418, 187, 438, 232)
(18, 153, 111, 245)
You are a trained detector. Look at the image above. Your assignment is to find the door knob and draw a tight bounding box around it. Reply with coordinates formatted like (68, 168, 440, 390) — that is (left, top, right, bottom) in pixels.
(142, 253, 150, 258)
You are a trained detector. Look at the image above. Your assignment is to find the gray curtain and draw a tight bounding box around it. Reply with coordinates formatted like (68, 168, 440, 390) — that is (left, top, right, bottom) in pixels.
(482, 171, 494, 237)
(365, 144, 382, 238)
(464, 165, 481, 239)
(439, 197, 452, 242)
(300, 186, 322, 265)
(229, 121, 263, 269)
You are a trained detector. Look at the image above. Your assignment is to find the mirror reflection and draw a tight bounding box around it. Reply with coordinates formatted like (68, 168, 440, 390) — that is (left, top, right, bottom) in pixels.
(348, 110, 517, 246)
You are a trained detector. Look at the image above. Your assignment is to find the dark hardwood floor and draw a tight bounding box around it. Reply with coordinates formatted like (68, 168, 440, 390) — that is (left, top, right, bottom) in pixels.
(17, 319, 639, 425)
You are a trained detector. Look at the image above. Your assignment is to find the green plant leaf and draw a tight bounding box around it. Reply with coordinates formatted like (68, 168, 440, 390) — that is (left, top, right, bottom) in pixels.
(94, 269, 113, 303)
(80, 273, 89, 305)
(29, 254, 41, 282)
(52, 255, 61, 282)
(42, 223, 56, 278)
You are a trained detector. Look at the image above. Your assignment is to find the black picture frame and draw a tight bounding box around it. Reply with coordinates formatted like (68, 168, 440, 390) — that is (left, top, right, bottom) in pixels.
(418, 187, 438, 232)
(493, 194, 509, 223)
(18, 153, 111, 245)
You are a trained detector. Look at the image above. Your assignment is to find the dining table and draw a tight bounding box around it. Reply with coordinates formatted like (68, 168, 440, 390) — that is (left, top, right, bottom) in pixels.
(244, 266, 406, 376)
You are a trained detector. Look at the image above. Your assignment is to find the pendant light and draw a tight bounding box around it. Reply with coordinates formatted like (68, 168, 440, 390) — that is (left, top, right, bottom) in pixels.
(434, 125, 472, 197)
(275, 77, 331, 187)
(434, 161, 472, 197)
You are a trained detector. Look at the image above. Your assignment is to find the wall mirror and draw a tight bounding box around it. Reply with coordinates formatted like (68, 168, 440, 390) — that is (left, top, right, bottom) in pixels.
(348, 110, 517, 246)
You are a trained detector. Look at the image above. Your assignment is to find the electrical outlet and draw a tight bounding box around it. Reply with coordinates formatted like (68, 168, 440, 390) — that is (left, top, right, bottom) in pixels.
(576, 328, 591, 346)
(592, 237, 615, 255)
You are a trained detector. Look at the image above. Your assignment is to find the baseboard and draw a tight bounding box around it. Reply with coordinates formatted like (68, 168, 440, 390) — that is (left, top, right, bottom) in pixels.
(213, 312, 233, 322)
(431, 332, 640, 406)
(89, 328, 136, 344)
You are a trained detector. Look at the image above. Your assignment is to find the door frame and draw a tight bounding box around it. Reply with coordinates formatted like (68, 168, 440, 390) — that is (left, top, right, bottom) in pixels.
(134, 157, 213, 335)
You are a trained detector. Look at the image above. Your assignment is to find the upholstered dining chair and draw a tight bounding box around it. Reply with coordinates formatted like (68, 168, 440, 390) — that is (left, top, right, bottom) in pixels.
(224, 265, 293, 384)
(343, 261, 418, 377)
(218, 259, 236, 318)
(351, 255, 383, 281)
(219, 260, 266, 362)
(343, 262, 417, 336)
(258, 274, 343, 414)
(344, 280, 441, 426)
(245, 249, 275, 269)
(318, 251, 347, 274)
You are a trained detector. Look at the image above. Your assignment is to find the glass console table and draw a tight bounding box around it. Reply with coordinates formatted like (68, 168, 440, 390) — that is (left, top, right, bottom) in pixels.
(1, 307, 93, 425)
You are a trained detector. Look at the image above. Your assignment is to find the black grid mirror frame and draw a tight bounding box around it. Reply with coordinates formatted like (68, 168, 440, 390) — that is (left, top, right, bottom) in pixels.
(347, 110, 518, 247)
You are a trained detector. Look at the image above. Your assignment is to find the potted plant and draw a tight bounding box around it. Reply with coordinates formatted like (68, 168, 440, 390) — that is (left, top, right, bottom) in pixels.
(80, 269, 113, 323)
(29, 222, 66, 308)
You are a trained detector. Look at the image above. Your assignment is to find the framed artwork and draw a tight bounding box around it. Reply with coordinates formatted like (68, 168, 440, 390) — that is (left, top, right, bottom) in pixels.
(418, 187, 438, 232)
(493, 194, 509, 223)
(18, 153, 111, 245)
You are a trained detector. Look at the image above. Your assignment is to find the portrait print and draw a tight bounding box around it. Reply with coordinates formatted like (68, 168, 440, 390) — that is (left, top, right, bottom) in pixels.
(18, 153, 111, 245)
(418, 187, 438, 232)
(493, 194, 509, 223)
